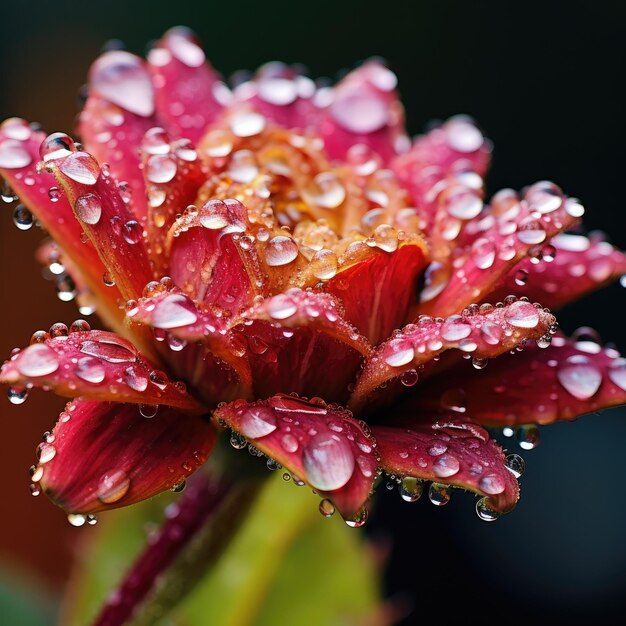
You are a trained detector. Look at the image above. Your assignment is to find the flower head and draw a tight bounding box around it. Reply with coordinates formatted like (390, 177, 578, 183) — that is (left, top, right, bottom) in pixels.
(1, 26, 625, 528)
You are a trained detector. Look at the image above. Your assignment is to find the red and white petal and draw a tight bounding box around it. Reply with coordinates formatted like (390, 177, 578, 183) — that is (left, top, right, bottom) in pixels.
(417, 184, 581, 317)
(413, 335, 626, 427)
(231, 62, 319, 131)
(35, 399, 215, 513)
(323, 240, 429, 345)
(44, 145, 153, 302)
(147, 27, 226, 144)
(0, 120, 125, 331)
(320, 61, 407, 163)
(215, 394, 377, 516)
(0, 330, 203, 413)
(236, 289, 371, 402)
(166, 199, 264, 309)
(349, 299, 556, 412)
(79, 50, 160, 221)
(374, 419, 518, 513)
(489, 233, 626, 310)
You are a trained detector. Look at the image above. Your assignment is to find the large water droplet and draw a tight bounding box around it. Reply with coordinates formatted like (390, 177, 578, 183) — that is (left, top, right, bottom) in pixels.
(302, 432, 355, 491)
(319, 498, 336, 517)
(399, 476, 423, 502)
(91, 51, 155, 117)
(229, 111, 267, 137)
(75, 356, 106, 384)
(476, 497, 501, 522)
(517, 424, 540, 450)
(428, 482, 451, 506)
(384, 339, 415, 367)
(441, 315, 472, 341)
(74, 193, 102, 224)
(80, 339, 136, 363)
(146, 154, 177, 183)
(17, 344, 59, 377)
(344, 506, 368, 528)
(265, 236, 299, 266)
(0, 139, 32, 169)
(97, 469, 130, 503)
(556, 355, 602, 400)
(505, 301, 540, 328)
(239, 406, 277, 439)
(59, 152, 100, 185)
(505, 453, 525, 478)
(433, 454, 460, 478)
(478, 474, 505, 495)
(152, 294, 198, 329)
(331, 90, 388, 134)
(267, 295, 297, 320)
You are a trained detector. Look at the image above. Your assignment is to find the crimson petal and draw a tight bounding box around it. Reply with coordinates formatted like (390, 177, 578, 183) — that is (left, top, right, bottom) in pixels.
(414, 334, 626, 427)
(488, 232, 626, 310)
(35, 399, 215, 513)
(323, 241, 429, 344)
(0, 330, 203, 412)
(147, 27, 226, 144)
(349, 299, 555, 412)
(320, 61, 407, 163)
(215, 394, 377, 516)
(0, 119, 124, 331)
(373, 419, 518, 513)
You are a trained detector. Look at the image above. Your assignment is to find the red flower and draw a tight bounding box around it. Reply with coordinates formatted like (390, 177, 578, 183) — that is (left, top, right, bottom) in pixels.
(1, 26, 625, 528)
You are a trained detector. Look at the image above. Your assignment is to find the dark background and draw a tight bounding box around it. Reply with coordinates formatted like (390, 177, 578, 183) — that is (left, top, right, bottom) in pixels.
(1, 1, 625, 624)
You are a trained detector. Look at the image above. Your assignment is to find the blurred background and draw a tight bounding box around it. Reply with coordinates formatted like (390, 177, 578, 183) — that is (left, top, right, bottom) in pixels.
(1, 1, 625, 624)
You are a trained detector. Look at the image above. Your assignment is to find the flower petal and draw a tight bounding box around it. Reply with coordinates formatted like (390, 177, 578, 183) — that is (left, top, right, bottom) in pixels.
(79, 49, 165, 221)
(44, 144, 154, 302)
(373, 420, 519, 513)
(349, 299, 556, 413)
(231, 62, 319, 131)
(0, 330, 203, 412)
(320, 61, 407, 163)
(35, 399, 215, 513)
(147, 27, 226, 144)
(417, 184, 581, 317)
(166, 199, 263, 309)
(488, 232, 626, 310)
(392, 116, 491, 232)
(413, 334, 626, 427)
(323, 240, 429, 344)
(0, 119, 125, 331)
(215, 394, 377, 516)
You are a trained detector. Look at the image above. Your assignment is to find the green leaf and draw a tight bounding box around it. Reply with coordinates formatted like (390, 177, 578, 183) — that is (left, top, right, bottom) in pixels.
(172, 475, 383, 626)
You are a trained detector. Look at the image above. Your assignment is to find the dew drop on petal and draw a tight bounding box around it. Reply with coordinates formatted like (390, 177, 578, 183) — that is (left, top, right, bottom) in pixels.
(505, 453, 525, 478)
(556, 356, 602, 400)
(124, 365, 149, 391)
(514, 269, 528, 286)
(75, 356, 106, 384)
(441, 316, 472, 341)
(399, 476, 423, 502)
(478, 474, 505, 495)
(517, 424, 541, 450)
(302, 432, 355, 491)
(432, 454, 460, 478)
(97, 470, 130, 504)
(12, 204, 34, 230)
(505, 301, 539, 328)
(0, 139, 32, 169)
(74, 193, 102, 225)
(476, 497, 501, 522)
(344, 506, 368, 528)
(17, 344, 59, 377)
(384, 340, 415, 367)
(319, 498, 336, 517)
(608, 358, 626, 391)
(229, 111, 267, 137)
(265, 236, 299, 266)
(59, 152, 101, 185)
(67, 514, 87, 527)
(428, 482, 451, 506)
(239, 406, 277, 439)
(146, 154, 177, 183)
(152, 294, 198, 329)
(267, 295, 297, 320)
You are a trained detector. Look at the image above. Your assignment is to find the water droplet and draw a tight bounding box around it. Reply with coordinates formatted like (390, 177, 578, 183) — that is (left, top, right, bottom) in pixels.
(230, 111, 267, 137)
(444, 189, 482, 220)
(305, 172, 346, 209)
(124, 365, 149, 391)
(80, 339, 135, 363)
(152, 294, 197, 329)
(608, 358, 626, 391)
(139, 404, 158, 418)
(319, 498, 336, 517)
(440, 388, 466, 413)
(240, 406, 277, 439)
(91, 50, 155, 117)
(37, 443, 56, 463)
(74, 193, 102, 225)
(0, 139, 32, 169)
(59, 151, 100, 185)
(384, 339, 415, 367)
(517, 221, 546, 245)
(471, 237, 496, 269)
(344, 506, 368, 528)
(171, 480, 187, 493)
(267, 294, 297, 320)
(556, 356, 602, 400)
(310, 249, 338, 280)
(75, 356, 106, 384)
(141, 127, 171, 155)
(12, 204, 34, 230)
(400, 369, 419, 387)
(478, 473, 506, 495)
(476, 497, 501, 522)
(441, 316, 472, 341)
(17, 344, 59, 377)
(433, 454, 460, 478)
(399, 476, 423, 502)
(428, 483, 451, 506)
(122, 220, 143, 244)
(505, 301, 540, 328)
(67, 513, 87, 527)
(281, 433, 299, 453)
(302, 432, 355, 491)
(230, 431, 247, 449)
(517, 424, 540, 450)
(505, 453, 525, 478)
(146, 154, 177, 183)
(265, 236, 299, 266)
(514, 269, 528, 286)
(8, 386, 29, 404)
(97, 469, 130, 503)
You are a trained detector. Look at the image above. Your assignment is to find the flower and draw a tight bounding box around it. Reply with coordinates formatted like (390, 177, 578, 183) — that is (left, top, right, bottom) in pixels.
(1, 25, 625, 529)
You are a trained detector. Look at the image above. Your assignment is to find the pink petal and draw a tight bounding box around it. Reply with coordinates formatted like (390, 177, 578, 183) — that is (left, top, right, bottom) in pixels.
(166, 199, 263, 309)
(417, 183, 581, 317)
(374, 420, 519, 513)
(392, 115, 491, 232)
(78, 54, 156, 222)
(349, 299, 556, 413)
(147, 27, 226, 144)
(0, 120, 125, 331)
(413, 334, 626, 427)
(320, 61, 407, 163)
(488, 232, 626, 309)
(215, 394, 377, 516)
(43, 142, 154, 302)
(0, 330, 203, 413)
(323, 241, 429, 344)
(231, 62, 319, 131)
(34, 399, 215, 513)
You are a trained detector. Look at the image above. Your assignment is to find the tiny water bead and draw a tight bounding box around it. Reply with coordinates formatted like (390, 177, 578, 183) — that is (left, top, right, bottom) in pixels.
(516, 425, 541, 450)
(40, 132, 76, 161)
(97, 470, 131, 504)
(344, 506, 368, 528)
(7, 386, 29, 404)
(75, 193, 102, 225)
(319, 498, 336, 517)
(265, 236, 299, 267)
